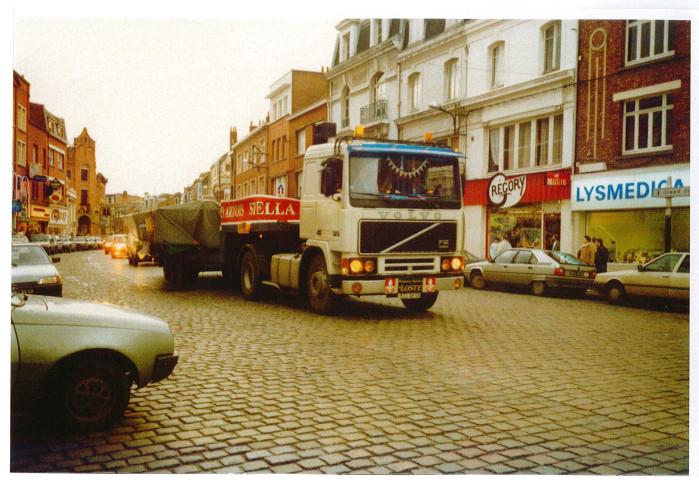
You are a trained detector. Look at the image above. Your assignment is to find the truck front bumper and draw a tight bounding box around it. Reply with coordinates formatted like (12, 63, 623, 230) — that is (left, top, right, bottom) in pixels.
(335, 275, 464, 296)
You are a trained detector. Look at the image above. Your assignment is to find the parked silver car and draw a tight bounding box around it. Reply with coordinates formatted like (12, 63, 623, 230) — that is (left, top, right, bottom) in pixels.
(464, 248, 597, 296)
(11, 293, 178, 430)
(594, 252, 690, 305)
(60, 235, 76, 253)
(12, 233, 29, 244)
(11, 244, 62, 297)
(29, 234, 56, 255)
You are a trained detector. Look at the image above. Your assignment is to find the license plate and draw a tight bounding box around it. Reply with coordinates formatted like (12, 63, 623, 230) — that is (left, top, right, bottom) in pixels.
(568, 270, 588, 277)
(12, 287, 34, 294)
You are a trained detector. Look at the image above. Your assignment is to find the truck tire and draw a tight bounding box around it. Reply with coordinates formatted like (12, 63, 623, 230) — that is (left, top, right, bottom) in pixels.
(306, 254, 335, 315)
(163, 257, 173, 281)
(240, 250, 262, 300)
(401, 292, 438, 311)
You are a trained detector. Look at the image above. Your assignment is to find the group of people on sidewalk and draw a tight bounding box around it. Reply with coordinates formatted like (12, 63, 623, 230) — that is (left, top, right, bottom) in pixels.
(578, 235, 609, 273)
(489, 232, 608, 273)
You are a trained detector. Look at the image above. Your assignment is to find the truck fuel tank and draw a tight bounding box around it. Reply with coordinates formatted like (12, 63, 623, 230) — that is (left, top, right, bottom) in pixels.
(271, 253, 302, 290)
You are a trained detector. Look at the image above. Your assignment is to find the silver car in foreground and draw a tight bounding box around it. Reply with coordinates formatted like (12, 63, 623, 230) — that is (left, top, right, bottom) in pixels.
(594, 252, 690, 305)
(464, 248, 597, 296)
(11, 243, 63, 297)
(11, 293, 178, 430)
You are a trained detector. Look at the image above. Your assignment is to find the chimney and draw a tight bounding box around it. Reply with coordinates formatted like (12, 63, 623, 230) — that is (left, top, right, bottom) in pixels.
(230, 127, 237, 148)
(249, 120, 255, 133)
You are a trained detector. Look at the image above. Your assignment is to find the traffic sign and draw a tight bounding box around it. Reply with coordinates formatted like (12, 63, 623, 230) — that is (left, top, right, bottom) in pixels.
(652, 186, 690, 198)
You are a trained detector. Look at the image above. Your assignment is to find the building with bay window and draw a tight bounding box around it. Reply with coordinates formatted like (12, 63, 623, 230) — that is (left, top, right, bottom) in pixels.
(572, 20, 690, 266)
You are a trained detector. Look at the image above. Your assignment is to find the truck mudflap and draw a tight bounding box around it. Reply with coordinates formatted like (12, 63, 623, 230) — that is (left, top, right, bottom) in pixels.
(335, 275, 464, 296)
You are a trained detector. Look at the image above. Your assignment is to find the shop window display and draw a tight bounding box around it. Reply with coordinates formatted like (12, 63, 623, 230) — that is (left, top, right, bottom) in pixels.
(586, 208, 689, 263)
(489, 205, 542, 249)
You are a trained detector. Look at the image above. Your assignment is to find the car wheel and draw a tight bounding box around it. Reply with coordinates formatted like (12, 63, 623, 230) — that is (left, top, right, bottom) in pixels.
(55, 360, 131, 431)
(401, 292, 438, 312)
(307, 254, 335, 315)
(240, 250, 261, 300)
(469, 272, 485, 290)
(531, 281, 546, 296)
(607, 283, 626, 305)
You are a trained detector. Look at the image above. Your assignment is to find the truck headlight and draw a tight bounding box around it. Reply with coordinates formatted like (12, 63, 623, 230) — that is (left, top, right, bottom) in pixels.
(441, 256, 465, 272)
(342, 257, 378, 275)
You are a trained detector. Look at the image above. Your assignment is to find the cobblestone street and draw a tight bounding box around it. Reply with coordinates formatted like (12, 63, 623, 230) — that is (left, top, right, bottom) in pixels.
(10, 250, 691, 474)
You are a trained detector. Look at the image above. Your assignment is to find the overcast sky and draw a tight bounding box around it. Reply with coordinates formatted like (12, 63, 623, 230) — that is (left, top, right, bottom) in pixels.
(13, 13, 339, 196)
(12, 2, 696, 198)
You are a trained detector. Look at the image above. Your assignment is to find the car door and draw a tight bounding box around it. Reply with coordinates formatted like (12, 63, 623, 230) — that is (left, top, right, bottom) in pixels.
(11, 298, 21, 397)
(629, 253, 682, 299)
(486, 250, 518, 285)
(510, 250, 536, 286)
(668, 254, 690, 302)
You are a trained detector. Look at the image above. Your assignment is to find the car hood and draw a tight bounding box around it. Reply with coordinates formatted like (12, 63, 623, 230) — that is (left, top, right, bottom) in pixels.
(11, 264, 60, 283)
(465, 260, 490, 269)
(11, 294, 172, 333)
(594, 269, 638, 282)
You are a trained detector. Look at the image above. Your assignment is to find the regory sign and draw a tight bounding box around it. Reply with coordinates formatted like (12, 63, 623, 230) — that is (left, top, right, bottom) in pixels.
(487, 173, 527, 208)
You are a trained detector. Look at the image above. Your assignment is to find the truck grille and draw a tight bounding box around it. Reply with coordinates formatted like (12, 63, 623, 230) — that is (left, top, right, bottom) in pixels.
(382, 257, 437, 274)
(359, 221, 456, 254)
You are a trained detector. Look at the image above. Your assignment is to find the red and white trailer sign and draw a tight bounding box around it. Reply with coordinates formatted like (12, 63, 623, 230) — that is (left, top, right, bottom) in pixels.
(221, 195, 300, 225)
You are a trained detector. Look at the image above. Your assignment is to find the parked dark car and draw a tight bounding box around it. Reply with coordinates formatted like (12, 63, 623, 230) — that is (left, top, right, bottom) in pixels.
(11, 243, 62, 297)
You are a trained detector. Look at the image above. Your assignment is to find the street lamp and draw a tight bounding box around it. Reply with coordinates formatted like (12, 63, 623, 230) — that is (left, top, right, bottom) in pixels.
(428, 101, 468, 136)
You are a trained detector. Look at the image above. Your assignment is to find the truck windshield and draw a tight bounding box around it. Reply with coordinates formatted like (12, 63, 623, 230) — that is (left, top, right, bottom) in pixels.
(349, 152, 461, 209)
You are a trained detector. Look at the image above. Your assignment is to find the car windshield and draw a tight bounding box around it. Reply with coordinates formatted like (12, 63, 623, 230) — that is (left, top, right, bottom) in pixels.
(349, 152, 461, 209)
(13, 234, 28, 241)
(113, 235, 127, 243)
(60, 236, 71, 241)
(643, 253, 682, 273)
(30, 234, 50, 242)
(12, 245, 51, 266)
(545, 251, 588, 266)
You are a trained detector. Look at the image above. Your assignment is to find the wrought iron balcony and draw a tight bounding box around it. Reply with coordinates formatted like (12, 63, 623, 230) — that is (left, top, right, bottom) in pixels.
(360, 100, 388, 125)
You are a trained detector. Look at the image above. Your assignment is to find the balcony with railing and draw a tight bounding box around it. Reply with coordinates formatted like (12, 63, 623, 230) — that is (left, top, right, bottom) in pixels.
(360, 100, 388, 125)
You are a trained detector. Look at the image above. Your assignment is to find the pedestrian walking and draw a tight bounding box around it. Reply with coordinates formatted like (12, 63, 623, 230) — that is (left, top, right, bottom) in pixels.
(489, 236, 500, 259)
(594, 238, 609, 273)
(578, 235, 594, 266)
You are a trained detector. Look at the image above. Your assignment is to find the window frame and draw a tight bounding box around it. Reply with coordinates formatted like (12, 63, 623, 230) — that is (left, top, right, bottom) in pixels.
(626, 20, 676, 66)
(488, 113, 564, 173)
(489, 42, 504, 88)
(622, 92, 674, 154)
(296, 128, 306, 157)
(543, 21, 561, 73)
(408, 73, 421, 111)
(444, 58, 458, 101)
(16, 140, 27, 167)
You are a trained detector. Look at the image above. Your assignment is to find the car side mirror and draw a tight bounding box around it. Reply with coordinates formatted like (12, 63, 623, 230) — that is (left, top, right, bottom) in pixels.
(52, 256, 61, 263)
(637, 264, 643, 272)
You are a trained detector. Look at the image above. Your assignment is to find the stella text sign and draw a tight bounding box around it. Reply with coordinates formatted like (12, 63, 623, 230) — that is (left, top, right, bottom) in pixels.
(221, 195, 300, 225)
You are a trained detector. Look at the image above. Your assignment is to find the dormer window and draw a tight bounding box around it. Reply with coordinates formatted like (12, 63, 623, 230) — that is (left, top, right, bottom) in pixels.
(373, 19, 383, 45)
(341, 32, 351, 61)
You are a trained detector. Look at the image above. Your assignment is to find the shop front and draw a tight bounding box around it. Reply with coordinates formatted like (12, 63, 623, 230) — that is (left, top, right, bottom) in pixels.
(29, 205, 51, 235)
(463, 168, 572, 258)
(48, 206, 69, 235)
(571, 164, 690, 266)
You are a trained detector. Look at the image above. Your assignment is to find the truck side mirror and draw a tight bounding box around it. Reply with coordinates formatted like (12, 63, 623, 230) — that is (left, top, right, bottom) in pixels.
(321, 157, 342, 197)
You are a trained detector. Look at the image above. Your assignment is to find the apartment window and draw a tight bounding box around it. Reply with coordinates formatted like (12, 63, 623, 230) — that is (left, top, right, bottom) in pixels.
(243, 149, 249, 171)
(371, 72, 385, 103)
(295, 171, 303, 198)
(488, 113, 564, 172)
(623, 93, 673, 153)
(296, 128, 306, 156)
(490, 43, 504, 88)
(374, 19, 383, 45)
(341, 86, 350, 128)
(32, 145, 38, 164)
(282, 97, 288, 116)
(81, 166, 89, 181)
(626, 20, 675, 65)
(16, 105, 27, 132)
(259, 175, 266, 195)
(55, 151, 64, 170)
(81, 189, 88, 205)
(281, 136, 287, 160)
(543, 22, 561, 72)
(341, 32, 351, 61)
(259, 139, 266, 163)
(243, 182, 249, 197)
(236, 184, 242, 199)
(250, 178, 256, 195)
(408, 73, 421, 111)
(445, 59, 458, 100)
(237, 153, 243, 173)
(48, 149, 54, 167)
(16, 140, 26, 167)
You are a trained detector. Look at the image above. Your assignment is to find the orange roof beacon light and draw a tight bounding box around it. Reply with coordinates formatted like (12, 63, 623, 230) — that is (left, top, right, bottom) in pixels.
(424, 132, 433, 142)
(354, 125, 364, 138)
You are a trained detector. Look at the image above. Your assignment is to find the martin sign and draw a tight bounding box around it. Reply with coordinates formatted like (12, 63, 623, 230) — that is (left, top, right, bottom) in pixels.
(487, 173, 527, 208)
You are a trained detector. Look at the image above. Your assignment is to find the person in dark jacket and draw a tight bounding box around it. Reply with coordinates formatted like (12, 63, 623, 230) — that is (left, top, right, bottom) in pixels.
(594, 238, 609, 273)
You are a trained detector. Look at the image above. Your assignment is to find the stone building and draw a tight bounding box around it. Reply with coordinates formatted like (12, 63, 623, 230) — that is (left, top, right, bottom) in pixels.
(67, 128, 108, 235)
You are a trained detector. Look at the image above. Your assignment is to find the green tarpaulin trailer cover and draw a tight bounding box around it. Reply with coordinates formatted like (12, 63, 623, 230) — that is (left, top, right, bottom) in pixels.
(152, 201, 221, 249)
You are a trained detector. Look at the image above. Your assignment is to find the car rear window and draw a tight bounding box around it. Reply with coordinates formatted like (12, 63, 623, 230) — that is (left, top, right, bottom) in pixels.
(545, 251, 588, 266)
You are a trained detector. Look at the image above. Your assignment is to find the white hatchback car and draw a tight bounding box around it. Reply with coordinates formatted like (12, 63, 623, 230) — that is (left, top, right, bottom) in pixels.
(594, 252, 690, 305)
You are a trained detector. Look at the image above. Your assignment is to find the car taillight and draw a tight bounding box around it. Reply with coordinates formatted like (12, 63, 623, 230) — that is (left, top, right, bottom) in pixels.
(554, 268, 565, 276)
(589, 271, 596, 279)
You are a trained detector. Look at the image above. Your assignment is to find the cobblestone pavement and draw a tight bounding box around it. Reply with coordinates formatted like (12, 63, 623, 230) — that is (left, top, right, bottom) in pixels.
(11, 250, 691, 474)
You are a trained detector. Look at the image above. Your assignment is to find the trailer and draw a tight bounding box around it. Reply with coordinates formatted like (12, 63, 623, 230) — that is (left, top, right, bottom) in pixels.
(148, 124, 468, 314)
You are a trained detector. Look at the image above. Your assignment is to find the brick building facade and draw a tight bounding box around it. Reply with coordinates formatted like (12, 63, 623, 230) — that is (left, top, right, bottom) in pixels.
(67, 128, 108, 235)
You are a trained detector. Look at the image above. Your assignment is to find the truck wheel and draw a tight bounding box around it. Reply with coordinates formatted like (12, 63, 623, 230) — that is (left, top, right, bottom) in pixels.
(307, 255, 335, 315)
(401, 292, 438, 311)
(240, 251, 261, 300)
(132, 255, 140, 266)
